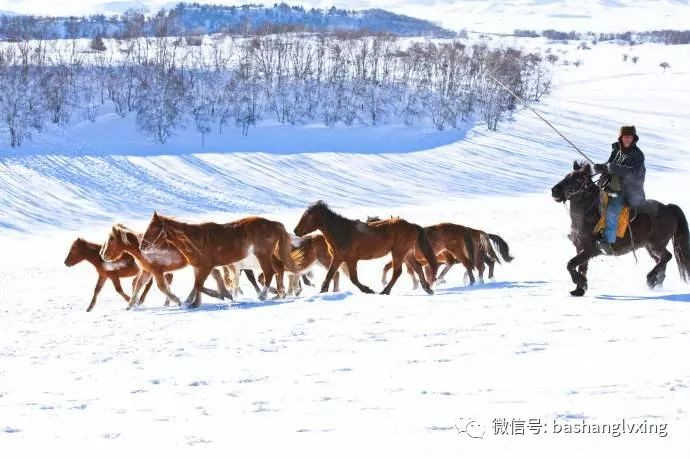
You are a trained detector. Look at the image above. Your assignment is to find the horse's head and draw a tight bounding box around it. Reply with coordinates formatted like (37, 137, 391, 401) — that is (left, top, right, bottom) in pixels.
(64, 238, 87, 266)
(100, 225, 132, 262)
(551, 161, 593, 203)
(140, 212, 169, 251)
(294, 201, 327, 236)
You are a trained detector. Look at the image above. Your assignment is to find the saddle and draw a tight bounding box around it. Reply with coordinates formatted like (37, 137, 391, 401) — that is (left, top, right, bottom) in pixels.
(594, 192, 631, 238)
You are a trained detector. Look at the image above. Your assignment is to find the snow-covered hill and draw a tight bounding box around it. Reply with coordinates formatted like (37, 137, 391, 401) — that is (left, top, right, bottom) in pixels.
(396, 0, 690, 33)
(3, 0, 688, 33)
(1, 34, 690, 457)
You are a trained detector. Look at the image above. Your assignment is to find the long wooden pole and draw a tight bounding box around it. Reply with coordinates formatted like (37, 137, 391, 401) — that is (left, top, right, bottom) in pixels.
(486, 71, 596, 165)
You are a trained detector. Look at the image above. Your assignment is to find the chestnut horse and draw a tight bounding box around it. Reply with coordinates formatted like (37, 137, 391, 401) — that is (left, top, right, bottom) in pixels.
(140, 213, 298, 306)
(381, 225, 513, 287)
(101, 224, 230, 308)
(294, 201, 438, 294)
(64, 237, 152, 312)
(258, 233, 341, 296)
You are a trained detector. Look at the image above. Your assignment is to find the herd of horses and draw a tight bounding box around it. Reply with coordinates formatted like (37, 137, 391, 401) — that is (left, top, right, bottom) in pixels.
(64, 201, 513, 311)
(64, 164, 690, 311)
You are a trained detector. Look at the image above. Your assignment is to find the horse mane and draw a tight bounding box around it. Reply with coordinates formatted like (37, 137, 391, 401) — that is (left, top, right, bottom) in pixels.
(309, 201, 353, 248)
(113, 224, 141, 246)
(80, 239, 101, 252)
(366, 216, 381, 223)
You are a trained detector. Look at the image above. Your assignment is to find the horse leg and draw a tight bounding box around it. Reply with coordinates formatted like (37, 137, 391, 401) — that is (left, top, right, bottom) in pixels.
(257, 255, 276, 300)
(222, 265, 233, 288)
(381, 260, 393, 286)
(476, 258, 486, 284)
(243, 270, 263, 296)
(270, 257, 287, 299)
(321, 257, 343, 293)
(161, 273, 173, 306)
(407, 260, 420, 290)
(209, 268, 233, 301)
(437, 262, 454, 285)
(409, 258, 433, 294)
(130, 271, 152, 308)
(567, 249, 597, 296)
(342, 259, 374, 294)
(153, 271, 181, 306)
(463, 261, 476, 285)
(486, 255, 495, 280)
(646, 247, 672, 289)
(111, 276, 131, 303)
(187, 266, 213, 307)
(302, 273, 313, 287)
(333, 270, 340, 292)
(138, 278, 154, 304)
(86, 276, 106, 312)
(380, 255, 403, 295)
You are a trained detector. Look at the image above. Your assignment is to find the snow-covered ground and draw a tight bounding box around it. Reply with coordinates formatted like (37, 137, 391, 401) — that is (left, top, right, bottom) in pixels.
(2, 38, 690, 457)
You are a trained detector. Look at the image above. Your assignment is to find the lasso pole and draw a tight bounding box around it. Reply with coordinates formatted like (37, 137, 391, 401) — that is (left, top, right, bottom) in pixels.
(486, 71, 596, 165)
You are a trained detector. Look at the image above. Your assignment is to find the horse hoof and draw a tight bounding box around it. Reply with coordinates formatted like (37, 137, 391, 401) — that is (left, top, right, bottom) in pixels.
(424, 287, 434, 295)
(570, 287, 586, 297)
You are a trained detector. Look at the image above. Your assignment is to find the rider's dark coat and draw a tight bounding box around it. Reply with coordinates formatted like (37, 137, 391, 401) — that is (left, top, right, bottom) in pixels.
(606, 141, 652, 213)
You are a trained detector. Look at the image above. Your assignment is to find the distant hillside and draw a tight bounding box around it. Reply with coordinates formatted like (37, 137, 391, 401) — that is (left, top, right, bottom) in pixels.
(0, 2, 455, 40)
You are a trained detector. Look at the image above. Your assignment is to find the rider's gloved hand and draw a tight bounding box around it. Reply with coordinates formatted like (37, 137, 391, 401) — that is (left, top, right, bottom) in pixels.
(593, 163, 608, 174)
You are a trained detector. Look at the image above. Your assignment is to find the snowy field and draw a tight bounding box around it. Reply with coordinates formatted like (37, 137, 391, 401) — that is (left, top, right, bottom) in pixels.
(2, 38, 690, 457)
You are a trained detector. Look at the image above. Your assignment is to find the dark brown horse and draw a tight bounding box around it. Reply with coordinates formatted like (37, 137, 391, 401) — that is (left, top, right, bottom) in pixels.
(552, 161, 690, 296)
(64, 238, 152, 312)
(294, 201, 438, 294)
(140, 213, 298, 306)
(101, 224, 229, 308)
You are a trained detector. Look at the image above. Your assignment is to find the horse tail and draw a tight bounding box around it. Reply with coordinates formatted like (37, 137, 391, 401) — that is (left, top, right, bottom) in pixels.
(275, 223, 299, 272)
(670, 204, 690, 282)
(488, 233, 514, 262)
(478, 232, 499, 269)
(415, 225, 438, 282)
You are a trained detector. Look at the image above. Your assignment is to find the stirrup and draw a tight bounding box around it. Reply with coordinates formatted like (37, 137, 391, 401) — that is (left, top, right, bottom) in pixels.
(629, 209, 638, 222)
(597, 240, 614, 255)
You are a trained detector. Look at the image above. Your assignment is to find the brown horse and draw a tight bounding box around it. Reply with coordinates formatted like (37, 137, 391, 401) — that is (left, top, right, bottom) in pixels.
(380, 223, 508, 287)
(552, 161, 690, 295)
(100, 224, 230, 308)
(64, 237, 152, 312)
(140, 212, 298, 306)
(294, 201, 438, 294)
(258, 233, 341, 296)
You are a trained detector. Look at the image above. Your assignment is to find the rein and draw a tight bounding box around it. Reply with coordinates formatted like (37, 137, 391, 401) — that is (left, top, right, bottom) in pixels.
(141, 221, 169, 250)
(565, 176, 601, 217)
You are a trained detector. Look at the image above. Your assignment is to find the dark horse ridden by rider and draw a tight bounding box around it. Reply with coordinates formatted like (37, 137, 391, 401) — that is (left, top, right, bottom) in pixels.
(551, 161, 690, 296)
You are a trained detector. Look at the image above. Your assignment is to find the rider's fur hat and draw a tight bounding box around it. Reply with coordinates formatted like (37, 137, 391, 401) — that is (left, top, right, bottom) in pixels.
(619, 125, 639, 142)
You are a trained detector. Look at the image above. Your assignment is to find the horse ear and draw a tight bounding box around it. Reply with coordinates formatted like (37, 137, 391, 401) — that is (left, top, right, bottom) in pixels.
(583, 163, 592, 175)
(573, 160, 580, 170)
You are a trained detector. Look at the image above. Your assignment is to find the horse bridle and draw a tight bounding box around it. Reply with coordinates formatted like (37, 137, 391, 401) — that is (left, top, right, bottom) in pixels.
(141, 220, 169, 250)
(565, 172, 601, 200)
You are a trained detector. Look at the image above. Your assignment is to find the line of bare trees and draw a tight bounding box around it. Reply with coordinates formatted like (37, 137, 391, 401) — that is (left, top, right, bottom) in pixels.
(0, 35, 552, 148)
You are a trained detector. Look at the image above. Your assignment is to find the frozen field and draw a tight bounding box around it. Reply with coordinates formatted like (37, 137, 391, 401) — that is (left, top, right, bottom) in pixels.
(1, 39, 690, 457)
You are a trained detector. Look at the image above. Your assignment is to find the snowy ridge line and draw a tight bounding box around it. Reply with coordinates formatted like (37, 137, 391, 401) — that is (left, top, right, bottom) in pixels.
(1, 41, 689, 236)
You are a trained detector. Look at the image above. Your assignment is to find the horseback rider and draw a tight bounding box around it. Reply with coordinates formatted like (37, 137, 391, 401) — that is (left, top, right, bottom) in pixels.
(593, 125, 656, 254)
